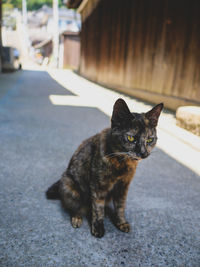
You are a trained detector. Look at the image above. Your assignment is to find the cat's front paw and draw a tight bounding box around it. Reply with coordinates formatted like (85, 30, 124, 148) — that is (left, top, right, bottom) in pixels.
(71, 215, 83, 228)
(91, 220, 105, 238)
(117, 222, 130, 233)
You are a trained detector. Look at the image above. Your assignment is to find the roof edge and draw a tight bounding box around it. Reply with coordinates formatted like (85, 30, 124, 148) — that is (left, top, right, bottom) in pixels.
(66, 0, 83, 9)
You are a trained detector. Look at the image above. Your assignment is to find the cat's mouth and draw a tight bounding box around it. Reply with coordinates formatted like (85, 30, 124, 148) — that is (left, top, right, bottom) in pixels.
(128, 151, 149, 160)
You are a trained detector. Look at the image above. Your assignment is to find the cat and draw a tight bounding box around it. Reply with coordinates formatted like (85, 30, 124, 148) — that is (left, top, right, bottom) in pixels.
(46, 98, 163, 238)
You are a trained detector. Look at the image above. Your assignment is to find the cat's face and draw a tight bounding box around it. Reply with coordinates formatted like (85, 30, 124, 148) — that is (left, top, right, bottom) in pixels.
(111, 99, 163, 160)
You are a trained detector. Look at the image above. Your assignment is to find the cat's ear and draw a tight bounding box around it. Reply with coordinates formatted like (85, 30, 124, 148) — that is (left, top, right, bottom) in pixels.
(145, 103, 164, 127)
(111, 98, 133, 128)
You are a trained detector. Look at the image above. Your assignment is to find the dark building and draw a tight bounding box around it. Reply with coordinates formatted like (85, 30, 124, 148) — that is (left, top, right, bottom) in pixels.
(0, 1, 2, 72)
(68, 0, 200, 110)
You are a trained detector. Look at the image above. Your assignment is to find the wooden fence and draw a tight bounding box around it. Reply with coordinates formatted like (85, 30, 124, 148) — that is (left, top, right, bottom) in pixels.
(79, 0, 200, 109)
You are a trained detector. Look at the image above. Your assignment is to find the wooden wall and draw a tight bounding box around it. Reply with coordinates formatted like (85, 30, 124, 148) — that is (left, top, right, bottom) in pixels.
(63, 33, 80, 70)
(80, 0, 200, 110)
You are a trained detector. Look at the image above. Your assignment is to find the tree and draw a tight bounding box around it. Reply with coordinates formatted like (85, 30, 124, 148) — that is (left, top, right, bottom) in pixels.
(27, 0, 53, 10)
(2, 0, 64, 11)
(2, 0, 21, 9)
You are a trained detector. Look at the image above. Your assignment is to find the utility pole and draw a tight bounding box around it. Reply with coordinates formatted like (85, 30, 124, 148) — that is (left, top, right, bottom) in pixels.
(21, 0, 29, 63)
(53, 0, 59, 68)
(22, 0, 27, 26)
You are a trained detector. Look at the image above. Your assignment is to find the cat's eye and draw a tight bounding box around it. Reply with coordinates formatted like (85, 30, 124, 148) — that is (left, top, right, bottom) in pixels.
(127, 135, 135, 142)
(147, 138, 153, 143)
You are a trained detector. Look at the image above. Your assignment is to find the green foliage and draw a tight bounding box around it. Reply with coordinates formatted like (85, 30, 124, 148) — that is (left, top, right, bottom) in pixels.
(2, 0, 64, 11)
(27, 0, 52, 10)
(2, 3, 15, 13)
(2, 0, 21, 9)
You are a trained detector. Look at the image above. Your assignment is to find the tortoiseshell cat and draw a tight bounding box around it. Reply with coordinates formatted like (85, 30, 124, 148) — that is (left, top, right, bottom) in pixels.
(46, 98, 163, 238)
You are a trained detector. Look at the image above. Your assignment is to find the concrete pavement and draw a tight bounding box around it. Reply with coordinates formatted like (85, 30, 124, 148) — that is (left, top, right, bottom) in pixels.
(0, 68, 200, 267)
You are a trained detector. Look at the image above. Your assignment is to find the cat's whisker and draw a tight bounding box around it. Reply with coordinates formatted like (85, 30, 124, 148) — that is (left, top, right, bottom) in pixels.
(105, 152, 127, 159)
(118, 156, 127, 163)
(105, 151, 141, 162)
(106, 154, 119, 158)
(105, 152, 135, 162)
(105, 154, 119, 159)
(104, 152, 118, 157)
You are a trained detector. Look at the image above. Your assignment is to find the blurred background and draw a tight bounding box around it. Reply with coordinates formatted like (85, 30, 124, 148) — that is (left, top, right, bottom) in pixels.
(0, 0, 81, 69)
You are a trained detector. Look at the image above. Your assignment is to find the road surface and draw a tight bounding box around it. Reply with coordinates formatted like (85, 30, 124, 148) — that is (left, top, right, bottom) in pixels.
(0, 68, 199, 267)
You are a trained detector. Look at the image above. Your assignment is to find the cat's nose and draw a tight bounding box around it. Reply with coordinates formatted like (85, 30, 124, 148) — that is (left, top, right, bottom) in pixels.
(140, 151, 149, 158)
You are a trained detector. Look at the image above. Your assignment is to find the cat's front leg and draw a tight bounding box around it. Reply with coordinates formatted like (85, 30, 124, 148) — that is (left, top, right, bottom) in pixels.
(113, 181, 131, 233)
(91, 195, 105, 238)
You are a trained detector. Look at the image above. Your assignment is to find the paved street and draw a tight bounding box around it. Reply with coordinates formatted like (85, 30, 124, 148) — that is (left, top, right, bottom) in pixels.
(0, 68, 200, 267)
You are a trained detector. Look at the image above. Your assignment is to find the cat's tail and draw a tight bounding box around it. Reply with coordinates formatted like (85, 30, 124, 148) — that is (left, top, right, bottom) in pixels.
(46, 180, 60, 199)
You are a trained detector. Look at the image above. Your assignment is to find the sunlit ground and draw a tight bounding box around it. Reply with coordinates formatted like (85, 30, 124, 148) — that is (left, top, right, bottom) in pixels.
(23, 65, 200, 176)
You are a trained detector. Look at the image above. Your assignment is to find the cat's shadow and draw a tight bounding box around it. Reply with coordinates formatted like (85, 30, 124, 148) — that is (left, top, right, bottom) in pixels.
(59, 202, 71, 221)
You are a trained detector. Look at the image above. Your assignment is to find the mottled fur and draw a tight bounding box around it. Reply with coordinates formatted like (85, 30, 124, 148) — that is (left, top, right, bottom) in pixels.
(46, 98, 163, 238)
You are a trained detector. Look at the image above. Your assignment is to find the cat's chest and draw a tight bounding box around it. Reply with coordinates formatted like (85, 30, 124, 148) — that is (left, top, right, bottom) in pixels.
(104, 157, 138, 185)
